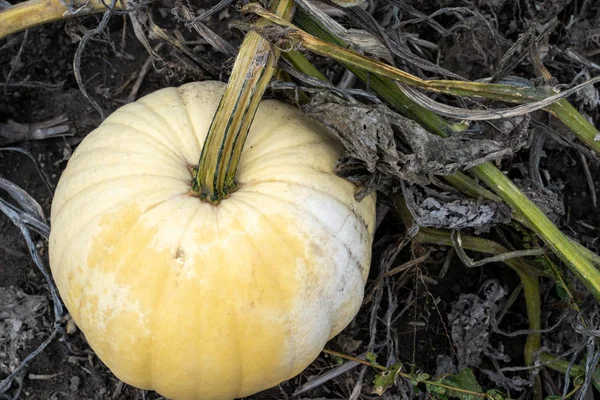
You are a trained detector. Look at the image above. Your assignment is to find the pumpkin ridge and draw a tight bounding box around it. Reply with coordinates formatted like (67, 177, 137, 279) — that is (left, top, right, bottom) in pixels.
(227, 233, 244, 399)
(239, 156, 333, 178)
(243, 180, 372, 235)
(176, 83, 214, 161)
(53, 192, 181, 287)
(240, 212, 297, 388)
(136, 96, 197, 162)
(240, 185, 369, 248)
(148, 238, 172, 395)
(172, 201, 205, 254)
(153, 86, 208, 165)
(51, 178, 183, 233)
(62, 173, 189, 192)
(99, 120, 186, 163)
(239, 139, 331, 169)
(167, 86, 204, 157)
(238, 224, 296, 388)
(240, 176, 353, 207)
(212, 203, 252, 397)
(244, 101, 302, 149)
(236, 189, 362, 253)
(236, 189, 368, 287)
(71, 203, 147, 326)
(56, 160, 183, 179)
(62, 145, 184, 173)
(209, 198, 242, 399)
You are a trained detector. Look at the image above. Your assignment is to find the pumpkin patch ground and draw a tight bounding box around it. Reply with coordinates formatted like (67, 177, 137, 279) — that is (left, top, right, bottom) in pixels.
(1, 0, 600, 399)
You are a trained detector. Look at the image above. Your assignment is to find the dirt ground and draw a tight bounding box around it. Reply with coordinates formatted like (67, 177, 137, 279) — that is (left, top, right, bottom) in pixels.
(1, 0, 600, 399)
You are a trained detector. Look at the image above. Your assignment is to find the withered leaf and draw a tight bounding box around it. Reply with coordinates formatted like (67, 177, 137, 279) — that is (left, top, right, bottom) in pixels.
(402, 183, 511, 232)
(305, 98, 526, 227)
(306, 99, 529, 183)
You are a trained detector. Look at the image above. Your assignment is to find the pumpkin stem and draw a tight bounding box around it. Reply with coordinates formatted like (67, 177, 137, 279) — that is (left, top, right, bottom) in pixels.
(193, 0, 295, 204)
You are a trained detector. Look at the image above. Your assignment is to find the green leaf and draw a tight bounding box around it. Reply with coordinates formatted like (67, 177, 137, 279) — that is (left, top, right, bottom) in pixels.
(330, 355, 345, 365)
(555, 279, 572, 302)
(411, 373, 431, 386)
(593, 362, 600, 387)
(365, 352, 377, 365)
(444, 369, 482, 391)
(372, 363, 402, 396)
(430, 369, 484, 400)
(425, 381, 448, 398)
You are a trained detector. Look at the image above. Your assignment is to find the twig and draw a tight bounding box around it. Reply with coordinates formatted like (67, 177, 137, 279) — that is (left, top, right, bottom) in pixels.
(3, 29, 28, 91)
(293, 353, 366, 395)
(127, 43, 163, 103)
(563, 49, 600, 72)
(148, 16, 216, 73)
(438, 247, 454, 279)
(451, 229, 547, 268)
(0, 114, 71, 145)
(177, 5, 237, 57)
(73, 0, 117, 119)
(529, 129, 546, 188)
(0, 329, 59, 395)
(579, 153, 597, 208)
(0, 178, 63, 396)
(0, 147, 54, 194)
(2, 80, 64, 90)
(365, 253, 429, 301)
(496, 283, 523, 324)
(184, 0, 234, 26)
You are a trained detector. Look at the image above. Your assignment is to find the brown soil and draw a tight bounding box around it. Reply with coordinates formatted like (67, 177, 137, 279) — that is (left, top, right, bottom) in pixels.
(1, 1, 599, 399)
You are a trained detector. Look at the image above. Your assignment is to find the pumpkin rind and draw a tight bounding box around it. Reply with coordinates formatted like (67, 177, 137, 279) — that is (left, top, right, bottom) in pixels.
(49, 81, 376, 400)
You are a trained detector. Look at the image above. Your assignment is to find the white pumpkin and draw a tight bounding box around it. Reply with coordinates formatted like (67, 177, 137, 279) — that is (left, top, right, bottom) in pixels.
(49, 81, 376, 400)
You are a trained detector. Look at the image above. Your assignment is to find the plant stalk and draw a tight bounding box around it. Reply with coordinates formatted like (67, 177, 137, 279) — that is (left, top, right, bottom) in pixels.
(249, 4, 600, 153)
(193, 0, 294, 204)
(472, 163, 600, 300)
(0, 0, 117, 39)
(540, 352, 600, 384)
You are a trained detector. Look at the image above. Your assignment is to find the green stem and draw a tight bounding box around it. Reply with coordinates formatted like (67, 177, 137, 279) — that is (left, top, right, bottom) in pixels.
(472, 163, 600, 300)
(442, 172, 502, 203)
(540, 352, 600, 382)
(255, 5, 600, 154)
(284, 50, 328, 82)
(547, 100, 600, 153)
(288, 9, 452, 137)
(193, 0, 294, 203)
